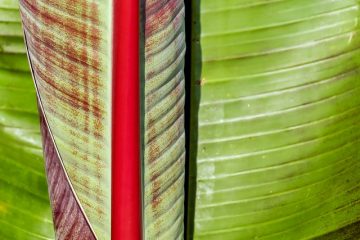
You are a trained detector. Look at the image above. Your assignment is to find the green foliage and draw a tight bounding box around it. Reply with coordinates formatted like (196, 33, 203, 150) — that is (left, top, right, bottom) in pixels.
(191, 0, 360, 239)
(0, 1, 54, 239)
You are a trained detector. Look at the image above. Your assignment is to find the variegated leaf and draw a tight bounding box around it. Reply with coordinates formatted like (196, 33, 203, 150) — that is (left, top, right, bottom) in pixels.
(19, 0, 112, 238)
(144, 0, 186, 239)
(18, 0, 186, 239)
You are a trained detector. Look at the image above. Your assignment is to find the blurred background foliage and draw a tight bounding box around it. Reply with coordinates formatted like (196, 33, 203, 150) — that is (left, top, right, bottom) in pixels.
(0, 1, 54, 239)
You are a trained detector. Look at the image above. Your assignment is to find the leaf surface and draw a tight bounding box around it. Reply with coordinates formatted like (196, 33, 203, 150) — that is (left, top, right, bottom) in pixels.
(143, 0, 186, 239)
(19, 0, 112, 238)
(192, 0, 360, 239)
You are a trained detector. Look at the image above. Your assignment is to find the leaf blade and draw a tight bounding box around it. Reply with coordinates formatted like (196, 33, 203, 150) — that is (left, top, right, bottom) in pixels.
(193, 0, 360, 239)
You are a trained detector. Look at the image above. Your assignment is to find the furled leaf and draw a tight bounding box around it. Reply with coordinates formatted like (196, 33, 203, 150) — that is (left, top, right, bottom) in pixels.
(39, 107, 96, 239)
(190, 0, 360, 239)
(0, 1, 54, 239)
(19, 0, 112, 238)
(18, 0, 187, 238)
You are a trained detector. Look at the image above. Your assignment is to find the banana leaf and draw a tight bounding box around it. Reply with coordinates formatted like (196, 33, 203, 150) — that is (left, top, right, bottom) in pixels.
(143, 0, 186, 239)
(0, 1, 54, 239)
(188, 0, 360, 239)
(19, 0, 113, 237)
(18, 0, 186, 238)
(5, 0, 360, 239)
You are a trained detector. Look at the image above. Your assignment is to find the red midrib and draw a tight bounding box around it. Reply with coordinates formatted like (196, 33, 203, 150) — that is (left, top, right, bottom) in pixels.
(112, 0, 141, 239)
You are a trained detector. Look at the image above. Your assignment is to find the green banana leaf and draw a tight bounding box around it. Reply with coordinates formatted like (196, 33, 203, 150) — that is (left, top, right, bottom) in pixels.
(0, 1, 54, 239)
(189, 0, 360, 239)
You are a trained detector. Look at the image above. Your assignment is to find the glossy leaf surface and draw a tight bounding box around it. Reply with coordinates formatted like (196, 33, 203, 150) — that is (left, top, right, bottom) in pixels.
(192, 0, 360, 239)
